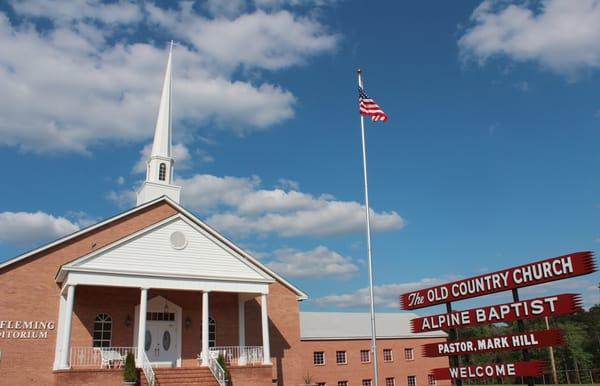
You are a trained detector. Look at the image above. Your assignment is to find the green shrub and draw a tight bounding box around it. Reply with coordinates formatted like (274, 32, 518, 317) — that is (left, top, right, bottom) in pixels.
(123, 352, 138, 383)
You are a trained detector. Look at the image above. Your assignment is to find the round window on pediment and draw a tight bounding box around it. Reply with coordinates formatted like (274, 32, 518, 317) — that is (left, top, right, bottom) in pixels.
(170, 231, 188, 250)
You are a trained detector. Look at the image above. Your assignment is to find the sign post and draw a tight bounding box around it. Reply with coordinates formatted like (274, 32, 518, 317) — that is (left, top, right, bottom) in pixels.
(512, 288, 533, 386)
(445, 301, 462, 386)
(545, 316, 559, 384)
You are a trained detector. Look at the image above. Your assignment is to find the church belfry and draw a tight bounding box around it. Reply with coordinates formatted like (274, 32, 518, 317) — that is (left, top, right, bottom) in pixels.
(136, 41, 182, 205)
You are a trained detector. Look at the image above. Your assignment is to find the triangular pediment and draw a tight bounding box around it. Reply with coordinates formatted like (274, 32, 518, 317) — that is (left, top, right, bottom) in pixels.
(65, 214, 271, 282)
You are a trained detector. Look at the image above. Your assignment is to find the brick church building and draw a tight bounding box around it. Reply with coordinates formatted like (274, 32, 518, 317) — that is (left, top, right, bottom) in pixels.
(0, 44, 448, 386)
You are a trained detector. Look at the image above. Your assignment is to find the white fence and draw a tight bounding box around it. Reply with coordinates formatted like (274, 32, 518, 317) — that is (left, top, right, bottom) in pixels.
(139, 350, 156, 386)
(70, 347, 137, 369)
(210, 346, 264, 366)
(208, 355, 228, 386)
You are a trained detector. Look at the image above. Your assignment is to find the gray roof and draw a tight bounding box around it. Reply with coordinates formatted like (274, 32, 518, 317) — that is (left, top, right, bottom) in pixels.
(300, 312, 447, 340)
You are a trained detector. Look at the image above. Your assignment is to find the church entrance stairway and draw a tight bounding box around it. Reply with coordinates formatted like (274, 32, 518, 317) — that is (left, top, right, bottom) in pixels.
(140, 367, 219, 386)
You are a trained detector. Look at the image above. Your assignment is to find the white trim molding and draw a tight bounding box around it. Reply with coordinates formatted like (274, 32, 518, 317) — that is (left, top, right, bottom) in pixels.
(62, 271, 270, 294)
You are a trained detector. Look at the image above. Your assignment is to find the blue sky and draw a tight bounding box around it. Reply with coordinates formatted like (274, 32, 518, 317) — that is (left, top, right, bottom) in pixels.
(0, 0, 599, 313)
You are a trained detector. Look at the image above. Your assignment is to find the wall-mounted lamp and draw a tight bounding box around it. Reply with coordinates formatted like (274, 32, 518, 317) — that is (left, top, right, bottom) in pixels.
(125, 314, 132, 327)
(185, 316, 192, 328)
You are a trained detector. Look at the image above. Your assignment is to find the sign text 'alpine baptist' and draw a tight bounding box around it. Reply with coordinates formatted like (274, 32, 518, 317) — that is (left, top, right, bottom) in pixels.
(410, 294, 581, 333)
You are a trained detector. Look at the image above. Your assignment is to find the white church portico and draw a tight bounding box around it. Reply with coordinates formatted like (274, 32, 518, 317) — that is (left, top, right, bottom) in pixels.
(52, 208, 277, 371)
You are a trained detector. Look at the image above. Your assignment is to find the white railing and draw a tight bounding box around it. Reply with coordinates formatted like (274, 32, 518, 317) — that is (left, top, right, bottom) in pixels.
(139, 350, 156, 386)
(210, 346, 264, 366)
(208, 355, 227, 386)
(70, 347, 137, 368)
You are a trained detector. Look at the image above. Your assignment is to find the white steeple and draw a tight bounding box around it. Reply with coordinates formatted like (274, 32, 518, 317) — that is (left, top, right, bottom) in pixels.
(136, 41, 181, 206)
(151, 40, 173, 163)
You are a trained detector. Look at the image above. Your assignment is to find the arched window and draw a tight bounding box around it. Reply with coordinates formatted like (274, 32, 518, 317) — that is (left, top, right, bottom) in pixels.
(93, 313, 112, 348)
(209, 317, 216, 348)
(159, 163, 167, 181)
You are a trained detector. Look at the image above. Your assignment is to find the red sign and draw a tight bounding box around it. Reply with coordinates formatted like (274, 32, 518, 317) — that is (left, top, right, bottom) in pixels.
(411, 294, 581, 333)
(400, 251, 595, 310)
(423, 329, 564, 357)
(433, 361, 545, 380)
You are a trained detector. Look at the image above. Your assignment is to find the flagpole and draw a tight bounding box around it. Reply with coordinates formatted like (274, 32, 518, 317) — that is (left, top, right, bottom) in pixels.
(357, 68, 379, 386)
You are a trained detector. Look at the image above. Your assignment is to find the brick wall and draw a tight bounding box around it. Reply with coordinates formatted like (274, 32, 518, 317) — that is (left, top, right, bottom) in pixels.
(229, 365, 273, 386)
(53, 368, 125, 386)
(300, 338, 451, 386)
(246, 281, 304, 386)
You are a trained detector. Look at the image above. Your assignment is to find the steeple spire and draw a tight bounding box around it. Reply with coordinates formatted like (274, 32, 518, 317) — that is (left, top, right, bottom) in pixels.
(136, 41, 181, 206)
(151, 40, 173, 161)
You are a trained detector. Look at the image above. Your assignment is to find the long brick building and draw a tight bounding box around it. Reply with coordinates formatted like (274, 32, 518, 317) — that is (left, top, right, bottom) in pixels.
(0, 45, 448, 386)
(300, 313, 448, 386)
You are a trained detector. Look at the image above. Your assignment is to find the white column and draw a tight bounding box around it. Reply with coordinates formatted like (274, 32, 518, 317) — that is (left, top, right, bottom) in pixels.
(238, 295, 245, 347)
(201, 291, 209, 366)
(58, 285, 76, 369)
(260, 293, 271, 365)
(53, 290, 67, 370)
(137, 288, 148, 365)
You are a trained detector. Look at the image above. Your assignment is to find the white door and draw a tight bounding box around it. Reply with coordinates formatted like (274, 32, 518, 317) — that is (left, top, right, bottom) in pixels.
(145, 321, 177, 366)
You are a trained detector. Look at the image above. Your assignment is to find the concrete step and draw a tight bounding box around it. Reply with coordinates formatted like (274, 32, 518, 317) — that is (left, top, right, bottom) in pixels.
(142, 382, 218, 386)
(153, 382, 218, 386)
(139, 367, 219, 386)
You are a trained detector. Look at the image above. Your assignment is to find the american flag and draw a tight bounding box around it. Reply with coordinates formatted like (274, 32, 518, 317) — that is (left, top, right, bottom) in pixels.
(359, 86, 388, 122)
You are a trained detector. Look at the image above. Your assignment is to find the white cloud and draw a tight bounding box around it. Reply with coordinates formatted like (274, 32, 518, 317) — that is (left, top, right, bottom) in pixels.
(207, 202, 402, 237)
(146, 6, 338, 71)
(459, 0, 600, 76)
(237, 189, 321, 215)
(110, 172, 404, 237)
(314, 277, 451, 309)
(204, 0, 247, 18)
(277, 178, 300, 191)
(173, 173, 404, 237)
(12, 0, 142, 26)
(177, 174, 262, 213)
(253, 0, 338, 10)
(106, 188, 138, 209)
(0, 211, 81, 247)
(203, 0, 336, 18)
(265, 245, 359, 278)
(195, 149, 215, 164)
(0, 0, 337, 153)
